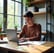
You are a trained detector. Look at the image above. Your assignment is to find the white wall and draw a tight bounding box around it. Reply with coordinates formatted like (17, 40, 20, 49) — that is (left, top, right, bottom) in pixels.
(34, 14, 46, 31)
(34, 14, 50, 32)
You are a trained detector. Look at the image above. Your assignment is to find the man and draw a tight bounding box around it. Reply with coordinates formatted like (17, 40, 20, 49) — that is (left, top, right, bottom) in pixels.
(18, 11, 41, 42)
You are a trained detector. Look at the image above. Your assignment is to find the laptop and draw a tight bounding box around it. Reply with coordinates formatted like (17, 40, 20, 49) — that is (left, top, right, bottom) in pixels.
(6, 30, 30, 45)
(6, 30, 19, 43)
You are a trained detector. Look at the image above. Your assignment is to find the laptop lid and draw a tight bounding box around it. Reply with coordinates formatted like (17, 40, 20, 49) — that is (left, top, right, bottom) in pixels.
(6, 30, 18, 42)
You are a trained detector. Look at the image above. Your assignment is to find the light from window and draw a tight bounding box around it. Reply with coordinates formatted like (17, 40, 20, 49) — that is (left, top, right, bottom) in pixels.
(7, 0, 21, 30)
(15, 3, 21, 16)
(7, 0, 14, 15)
(0, 0, 3, 13)
(23, 4, 26, 25)
(0, 14, 3, 31)
(0, 0, 4, 31)
(15, 16, 21, 30)
(7, 15, 14, 29)
(16, 0, 21, 2)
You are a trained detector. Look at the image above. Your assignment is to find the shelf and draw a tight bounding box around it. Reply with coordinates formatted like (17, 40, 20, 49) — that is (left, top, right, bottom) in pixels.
(27, 0, 46, 5)
(33, 12, 46, 15)
(23, 12, 50, 16)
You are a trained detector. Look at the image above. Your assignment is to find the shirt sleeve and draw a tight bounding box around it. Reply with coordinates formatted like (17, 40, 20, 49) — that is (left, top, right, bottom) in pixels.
(19, 25, 26, 38)
(35, 24, 41, 40)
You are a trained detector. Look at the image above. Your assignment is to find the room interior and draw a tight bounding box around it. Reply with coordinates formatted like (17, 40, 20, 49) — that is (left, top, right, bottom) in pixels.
(0, 0, 54, 53)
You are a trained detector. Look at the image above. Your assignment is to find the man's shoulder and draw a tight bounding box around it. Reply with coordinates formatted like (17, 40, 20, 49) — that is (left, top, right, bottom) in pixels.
(34, 23, 41, 29)
(24, 24, 27, 27)
(23, 25, 27, 28)
(34, 23, 41, 26)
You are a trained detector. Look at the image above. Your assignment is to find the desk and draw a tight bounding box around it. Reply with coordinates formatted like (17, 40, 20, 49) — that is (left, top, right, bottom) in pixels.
(0, 41, 26, 53)
(0, 41, 54, 53)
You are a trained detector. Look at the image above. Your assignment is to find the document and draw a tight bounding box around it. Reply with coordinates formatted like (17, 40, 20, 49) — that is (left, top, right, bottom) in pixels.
(17, 41, 46, 52)
(19, 41, 46, 45)
(16, 46, 28, 52)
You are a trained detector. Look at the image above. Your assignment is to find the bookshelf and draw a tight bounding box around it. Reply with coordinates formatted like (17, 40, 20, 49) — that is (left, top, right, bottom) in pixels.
(33, 12, 46, 15)
(33, 12, 50, 15)
(27, 0, 47, 15)
(27, 0, 46, 5)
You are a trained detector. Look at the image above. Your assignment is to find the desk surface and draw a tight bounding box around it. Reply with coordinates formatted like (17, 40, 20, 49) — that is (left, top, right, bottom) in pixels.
(0, 41, 54, 53)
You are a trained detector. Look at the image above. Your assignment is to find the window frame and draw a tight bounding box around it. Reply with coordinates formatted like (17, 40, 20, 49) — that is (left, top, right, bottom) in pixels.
(0, 0, 4, 32)
(7, 0, 23, 32)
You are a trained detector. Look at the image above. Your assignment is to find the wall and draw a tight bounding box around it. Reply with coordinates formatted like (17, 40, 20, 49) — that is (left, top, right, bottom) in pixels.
(34, 14, 46, 31)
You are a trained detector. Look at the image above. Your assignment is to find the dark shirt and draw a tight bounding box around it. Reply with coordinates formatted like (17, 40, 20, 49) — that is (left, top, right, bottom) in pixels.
(20, 23, 41, 41)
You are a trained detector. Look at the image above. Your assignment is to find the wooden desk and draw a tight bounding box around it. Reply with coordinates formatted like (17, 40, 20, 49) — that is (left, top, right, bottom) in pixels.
(0, 41, 54, 53)
(0, 41, 26, 53)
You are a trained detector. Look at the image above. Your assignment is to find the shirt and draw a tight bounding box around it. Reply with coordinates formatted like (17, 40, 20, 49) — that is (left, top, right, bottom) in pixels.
(20, 23, 41, 41)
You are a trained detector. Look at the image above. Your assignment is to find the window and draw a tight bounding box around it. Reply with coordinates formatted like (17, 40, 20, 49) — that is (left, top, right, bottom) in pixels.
(16, 0, 21, 2)
(23, 2, 26, 25)
(15, 16, 21, 30)
(7, 0, 14, 15)
(0, 0, 4, 31)
(7, 15, 14, 29)
(0, 0, 3, 13)
(0, 14, 3, 31)
(7, 0, 22, 30)
(15, 3, 21, 16)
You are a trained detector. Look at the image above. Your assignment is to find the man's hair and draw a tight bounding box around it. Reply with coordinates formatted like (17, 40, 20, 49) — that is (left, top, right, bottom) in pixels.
(24, 11, 33, 18)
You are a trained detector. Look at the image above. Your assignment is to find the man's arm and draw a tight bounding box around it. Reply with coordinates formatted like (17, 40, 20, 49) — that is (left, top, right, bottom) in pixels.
(17, 25, 26, 38)
(23, 33, 40, 41)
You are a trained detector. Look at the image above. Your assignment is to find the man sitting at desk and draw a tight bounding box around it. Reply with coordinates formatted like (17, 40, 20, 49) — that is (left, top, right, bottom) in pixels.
(18, 11, 41, 42)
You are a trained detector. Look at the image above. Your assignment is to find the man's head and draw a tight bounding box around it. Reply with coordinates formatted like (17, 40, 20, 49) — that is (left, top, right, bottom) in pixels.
(24, 11, 34, 24)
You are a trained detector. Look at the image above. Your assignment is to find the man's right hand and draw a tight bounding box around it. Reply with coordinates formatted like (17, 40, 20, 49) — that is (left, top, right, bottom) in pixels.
(19, 38, 25, 42)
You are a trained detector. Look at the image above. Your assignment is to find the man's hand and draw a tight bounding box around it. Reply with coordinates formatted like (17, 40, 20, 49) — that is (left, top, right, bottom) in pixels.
(19, 38, 25, 42)
(19, 38, 29, 42)
(24, 38, 29, 41)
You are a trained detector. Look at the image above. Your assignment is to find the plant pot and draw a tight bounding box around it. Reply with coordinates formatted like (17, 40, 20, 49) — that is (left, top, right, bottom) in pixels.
(1, 35, 3, 40)
(0, 34, 3, 40)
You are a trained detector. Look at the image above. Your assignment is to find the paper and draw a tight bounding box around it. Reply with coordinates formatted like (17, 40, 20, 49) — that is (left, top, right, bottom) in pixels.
(16, 46, 28, 52)
(19, 41, 46, 45)
(30, 41, 46, 45)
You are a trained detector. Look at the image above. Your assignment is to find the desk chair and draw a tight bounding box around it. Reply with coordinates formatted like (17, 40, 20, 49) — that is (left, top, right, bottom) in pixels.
(38, 24, 46, 41)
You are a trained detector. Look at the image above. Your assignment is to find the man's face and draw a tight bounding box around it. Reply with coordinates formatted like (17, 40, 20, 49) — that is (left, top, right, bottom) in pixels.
(25, 17, 33, 24)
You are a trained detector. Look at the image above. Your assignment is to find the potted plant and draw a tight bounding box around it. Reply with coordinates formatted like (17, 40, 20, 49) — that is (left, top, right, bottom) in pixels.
(0, 18, 5, 40)
(0, 24, 2, 32)
(23, 0, 31, 7)
(14, 24, 18, 31)
(0, 24, 3, 40)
